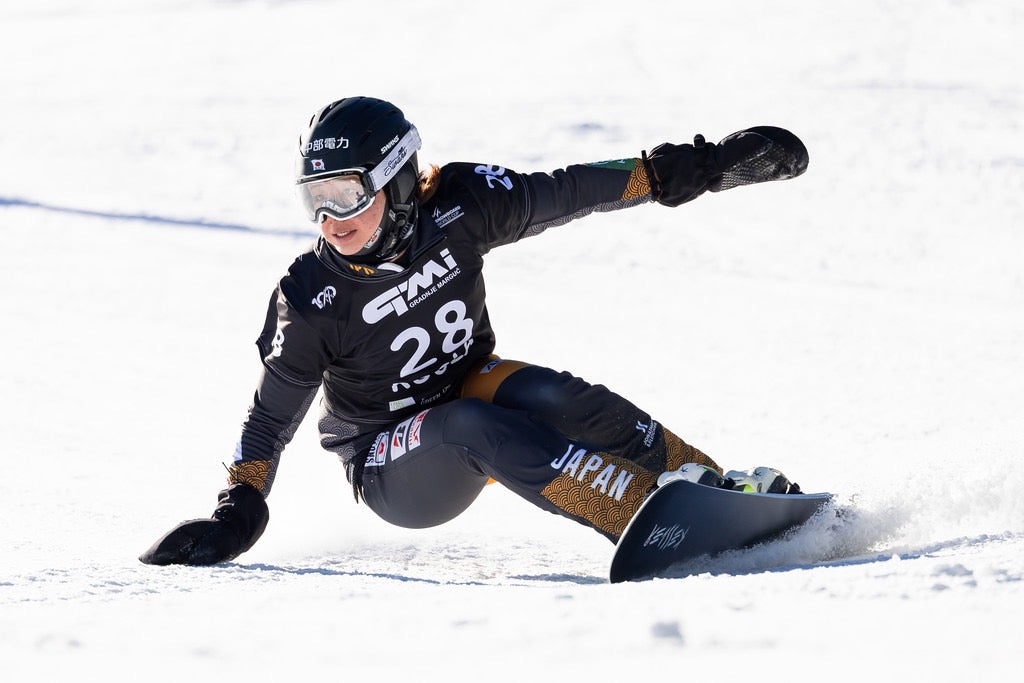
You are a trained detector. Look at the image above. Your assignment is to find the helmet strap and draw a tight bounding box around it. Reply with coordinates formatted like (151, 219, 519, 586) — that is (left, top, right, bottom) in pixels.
(342, 196, 416, 264)
(341, 157, 420, 264)
(377, 200, 416, 262)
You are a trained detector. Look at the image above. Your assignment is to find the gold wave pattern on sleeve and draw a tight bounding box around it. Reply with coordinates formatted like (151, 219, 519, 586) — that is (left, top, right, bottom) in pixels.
(541, 453, 657, 539)
(621, 160, 651, 201)
(228, 460, 272, 494)
(663, 430, 721, 474)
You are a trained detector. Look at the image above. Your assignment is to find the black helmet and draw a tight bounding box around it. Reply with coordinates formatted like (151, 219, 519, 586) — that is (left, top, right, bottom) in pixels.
(295, 97, 421, 261)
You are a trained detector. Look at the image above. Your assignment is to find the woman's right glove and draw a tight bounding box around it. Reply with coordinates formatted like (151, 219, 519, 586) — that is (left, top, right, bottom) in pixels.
(139, 483, 269, 566)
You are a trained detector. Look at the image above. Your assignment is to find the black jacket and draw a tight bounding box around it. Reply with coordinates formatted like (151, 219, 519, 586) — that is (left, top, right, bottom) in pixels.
(231, 157, 653, 495)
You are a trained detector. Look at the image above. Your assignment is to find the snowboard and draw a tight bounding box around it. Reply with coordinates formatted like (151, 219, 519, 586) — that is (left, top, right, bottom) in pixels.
(610, 479, 832, 583)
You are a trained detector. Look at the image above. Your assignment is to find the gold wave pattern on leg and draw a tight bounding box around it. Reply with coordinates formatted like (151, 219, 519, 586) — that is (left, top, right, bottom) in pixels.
(541, 453, 657, 539)
(663, 429, 722, 474)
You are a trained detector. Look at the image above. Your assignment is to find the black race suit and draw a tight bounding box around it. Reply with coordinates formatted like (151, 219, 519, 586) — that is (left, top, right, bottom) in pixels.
(230, 158, 715, 541)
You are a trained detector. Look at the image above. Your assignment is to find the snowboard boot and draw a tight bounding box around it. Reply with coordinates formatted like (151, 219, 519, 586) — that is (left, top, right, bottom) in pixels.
(658, 463, 802, 494)
(657, 462, 727, 488)
(724, 467, 802, 494)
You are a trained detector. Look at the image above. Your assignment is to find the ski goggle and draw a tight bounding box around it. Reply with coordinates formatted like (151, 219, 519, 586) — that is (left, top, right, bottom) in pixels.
(296, 125, 422, 223)
(296, 172, 375, 223)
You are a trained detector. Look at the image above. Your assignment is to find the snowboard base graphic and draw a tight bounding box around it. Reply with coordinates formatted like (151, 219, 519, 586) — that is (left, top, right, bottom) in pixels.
(610, 480, 831, 583)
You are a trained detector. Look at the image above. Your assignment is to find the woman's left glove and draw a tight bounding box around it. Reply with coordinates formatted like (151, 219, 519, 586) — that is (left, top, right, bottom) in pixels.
(139, 483, 269, 566)
(643, 126, 808, 207)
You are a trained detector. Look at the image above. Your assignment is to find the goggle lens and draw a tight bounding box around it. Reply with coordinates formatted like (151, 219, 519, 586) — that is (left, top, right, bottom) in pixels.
(296, 173, 373, 222)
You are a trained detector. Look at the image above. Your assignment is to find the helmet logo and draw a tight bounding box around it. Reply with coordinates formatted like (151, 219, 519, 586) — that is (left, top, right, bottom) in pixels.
(311, 159, 326, 171)
(380, 135, 400, 155)
(303, 137, 349, 153)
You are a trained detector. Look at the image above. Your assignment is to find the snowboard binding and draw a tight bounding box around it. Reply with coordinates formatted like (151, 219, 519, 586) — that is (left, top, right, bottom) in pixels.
(658, 463, 802, 494)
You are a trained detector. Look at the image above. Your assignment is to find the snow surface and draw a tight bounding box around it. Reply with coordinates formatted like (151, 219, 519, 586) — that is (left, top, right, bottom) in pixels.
(1, 0, 1022, 680)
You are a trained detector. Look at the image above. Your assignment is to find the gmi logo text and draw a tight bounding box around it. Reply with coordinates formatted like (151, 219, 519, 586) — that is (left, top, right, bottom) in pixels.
(361, 249, 460, 323)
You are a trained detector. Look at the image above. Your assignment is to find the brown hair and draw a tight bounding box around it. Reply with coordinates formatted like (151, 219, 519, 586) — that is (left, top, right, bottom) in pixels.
(417, 164, 441, 203)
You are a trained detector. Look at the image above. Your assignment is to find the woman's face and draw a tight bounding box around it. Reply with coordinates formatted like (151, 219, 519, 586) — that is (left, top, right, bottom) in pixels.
(319, 192, 387, 255)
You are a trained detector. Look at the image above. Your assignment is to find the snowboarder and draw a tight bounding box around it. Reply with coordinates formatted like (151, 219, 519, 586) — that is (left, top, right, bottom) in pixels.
(140, 97, 810, 566)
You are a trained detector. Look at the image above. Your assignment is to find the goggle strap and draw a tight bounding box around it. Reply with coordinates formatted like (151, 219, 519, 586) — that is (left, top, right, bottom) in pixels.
(367, 125, 421, 192)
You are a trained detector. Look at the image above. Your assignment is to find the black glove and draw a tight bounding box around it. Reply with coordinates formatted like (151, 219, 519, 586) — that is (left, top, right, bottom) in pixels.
(139, 483, 269, 566)
(643, 126, 808, 207)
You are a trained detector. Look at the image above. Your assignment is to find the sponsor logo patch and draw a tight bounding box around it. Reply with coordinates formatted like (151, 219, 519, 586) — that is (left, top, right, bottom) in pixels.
(634, 419, 659, 449)
(389, 397, 416, 412)
(366, 431, 390, 467)
(304, 137, 349, 154)
(365, 410, 431, 467)
(390, 417, 413, 461)
(432, 204, 465, 228)
(408, 410, 428, 450)
(312, 285, 337, 310)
